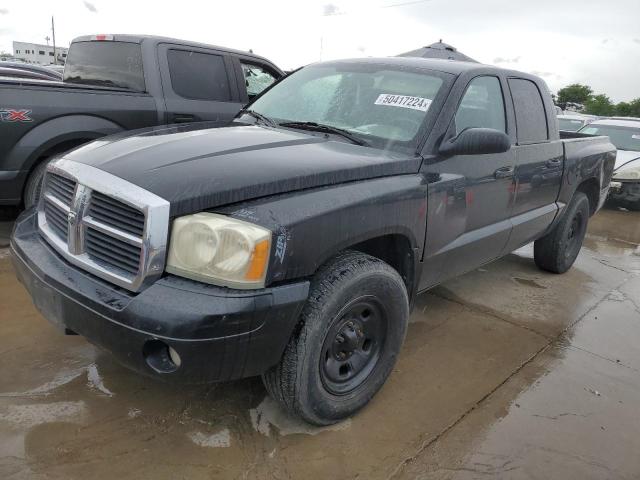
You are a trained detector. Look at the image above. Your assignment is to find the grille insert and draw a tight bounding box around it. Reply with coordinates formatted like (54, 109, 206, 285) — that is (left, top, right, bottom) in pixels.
(47, 173, 76, 205)
(88, 191, 145, 237)
(44, 199, 68, 241)
(85, 227, 142, 274)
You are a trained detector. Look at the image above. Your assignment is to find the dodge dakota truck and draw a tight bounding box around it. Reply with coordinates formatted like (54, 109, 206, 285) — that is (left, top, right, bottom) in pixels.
(0, 34, 283, 208)
(11, 57, 616, 425)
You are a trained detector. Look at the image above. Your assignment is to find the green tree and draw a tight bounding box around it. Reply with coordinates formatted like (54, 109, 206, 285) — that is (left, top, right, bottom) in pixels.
(628, 98, 640, 117)
(584, 94, 614, 116)
(616, 102, 632, 116)
(557, 83, 593, 105)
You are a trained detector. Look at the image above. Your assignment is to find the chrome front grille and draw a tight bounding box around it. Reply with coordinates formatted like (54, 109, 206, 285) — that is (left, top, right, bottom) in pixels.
(38, 159, 170, 292)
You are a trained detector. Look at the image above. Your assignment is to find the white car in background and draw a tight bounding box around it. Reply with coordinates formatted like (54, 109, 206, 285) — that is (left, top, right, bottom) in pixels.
(557, 114, 590, 132)
(579, 118, 640, 210)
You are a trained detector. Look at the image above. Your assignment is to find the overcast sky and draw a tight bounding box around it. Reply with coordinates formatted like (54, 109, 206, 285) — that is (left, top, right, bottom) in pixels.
(1, 0, 638, 102)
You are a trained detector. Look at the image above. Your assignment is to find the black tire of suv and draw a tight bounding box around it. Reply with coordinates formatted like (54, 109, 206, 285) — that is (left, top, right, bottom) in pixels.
(534, 191, 590, 274)
(262, 251, 409, 425)
(24, 159, 52, 209)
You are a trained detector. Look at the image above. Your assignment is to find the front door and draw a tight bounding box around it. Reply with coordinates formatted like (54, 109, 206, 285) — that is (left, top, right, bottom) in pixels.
(421, 75, 516, 289)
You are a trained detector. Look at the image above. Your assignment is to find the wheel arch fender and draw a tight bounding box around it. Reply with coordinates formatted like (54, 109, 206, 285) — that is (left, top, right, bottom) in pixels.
(7, 114, 125, 174)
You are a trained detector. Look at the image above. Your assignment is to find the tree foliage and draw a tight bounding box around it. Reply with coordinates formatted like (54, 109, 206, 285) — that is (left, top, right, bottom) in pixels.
(555, 83, 640, 118)
(557, 84, 593, 105)
(584, 94, 614, 116)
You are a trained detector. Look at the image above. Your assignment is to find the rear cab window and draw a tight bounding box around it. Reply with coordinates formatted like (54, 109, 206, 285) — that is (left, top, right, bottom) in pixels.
(167, 49, 231, 101)
(64, 41, 145, 91)
(508, 78, 549, 144)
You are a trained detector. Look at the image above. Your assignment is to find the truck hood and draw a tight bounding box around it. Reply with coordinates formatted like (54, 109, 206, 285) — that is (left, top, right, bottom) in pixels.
(64, 124, 421, 216)
(614, 149, 640, 170)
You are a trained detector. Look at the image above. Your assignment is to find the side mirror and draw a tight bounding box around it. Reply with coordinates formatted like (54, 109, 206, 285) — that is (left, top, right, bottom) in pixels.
(439, 128, 511, 156)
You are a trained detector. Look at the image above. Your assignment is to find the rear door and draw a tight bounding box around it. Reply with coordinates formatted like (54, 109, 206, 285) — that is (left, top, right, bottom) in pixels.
(503, 78, 563, 252)
(421, 75, 517, 288)
(157, 43, 243, 124)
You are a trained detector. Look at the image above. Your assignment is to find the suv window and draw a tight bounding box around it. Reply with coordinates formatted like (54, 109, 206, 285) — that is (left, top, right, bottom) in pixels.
(64, 41, 145, 91)
(455, 76, 506, 135)
(167, 49, 231, 101)
(509, 78, 548, 143)
(241, 62, 278, 98)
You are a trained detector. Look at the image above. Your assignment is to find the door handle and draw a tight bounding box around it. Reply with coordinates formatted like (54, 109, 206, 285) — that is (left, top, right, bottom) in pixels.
(494, 166, 515, 179)
(545, 158, 562, 168)
(172, 114, 196, 123)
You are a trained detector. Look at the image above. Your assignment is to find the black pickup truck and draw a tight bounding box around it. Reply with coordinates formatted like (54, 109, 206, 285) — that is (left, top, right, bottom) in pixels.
(0, 34, 283, 207)
(11, 57, 615, 425)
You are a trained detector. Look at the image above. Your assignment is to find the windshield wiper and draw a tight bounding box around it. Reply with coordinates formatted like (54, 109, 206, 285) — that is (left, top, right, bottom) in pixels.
(278, 121, 368, 146)
(238, 109, 278, 128)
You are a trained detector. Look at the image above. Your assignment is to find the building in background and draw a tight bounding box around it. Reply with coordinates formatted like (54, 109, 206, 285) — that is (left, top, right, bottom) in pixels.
(12, 41, 68, 65)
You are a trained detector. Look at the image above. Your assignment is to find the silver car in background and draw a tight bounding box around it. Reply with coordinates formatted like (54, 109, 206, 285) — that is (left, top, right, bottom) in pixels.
(579, 118, 640, 210)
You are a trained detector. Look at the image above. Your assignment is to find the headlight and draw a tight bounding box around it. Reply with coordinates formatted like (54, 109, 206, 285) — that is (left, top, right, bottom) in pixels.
(612, 165, 640, 181)
(166, 213, 271, 289)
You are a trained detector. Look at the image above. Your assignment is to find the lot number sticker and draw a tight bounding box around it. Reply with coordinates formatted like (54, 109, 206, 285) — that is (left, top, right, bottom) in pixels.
(374, 94, 432, 112)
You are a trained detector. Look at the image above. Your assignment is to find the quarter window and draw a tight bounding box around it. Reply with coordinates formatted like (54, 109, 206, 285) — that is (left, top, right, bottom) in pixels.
(509, 78, 549, 143)
(455, 76, 506, 134)
(241, 62, 278, 98)
(167, 49, 231, 101)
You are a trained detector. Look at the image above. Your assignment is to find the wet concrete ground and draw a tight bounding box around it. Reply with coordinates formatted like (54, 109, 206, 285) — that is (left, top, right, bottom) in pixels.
(1, 207, 639, 479)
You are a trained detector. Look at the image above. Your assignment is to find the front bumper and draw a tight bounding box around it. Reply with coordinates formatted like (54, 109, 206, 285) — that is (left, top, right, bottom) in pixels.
(609, 180, 640, 206)
(10, 210, 310, 383)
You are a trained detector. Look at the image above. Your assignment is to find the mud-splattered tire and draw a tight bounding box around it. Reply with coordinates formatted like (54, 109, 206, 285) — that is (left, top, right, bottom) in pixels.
(24, 159, 52, 209)
(262, 251, 409, 425)
(534, 191, 590, 274)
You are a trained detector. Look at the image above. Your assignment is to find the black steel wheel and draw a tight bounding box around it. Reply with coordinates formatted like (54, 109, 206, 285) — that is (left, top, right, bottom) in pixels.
(320, 297, 386, 395)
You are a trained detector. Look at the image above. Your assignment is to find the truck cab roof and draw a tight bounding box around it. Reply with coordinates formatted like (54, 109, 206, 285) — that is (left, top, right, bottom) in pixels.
(71, 34, 276, 65)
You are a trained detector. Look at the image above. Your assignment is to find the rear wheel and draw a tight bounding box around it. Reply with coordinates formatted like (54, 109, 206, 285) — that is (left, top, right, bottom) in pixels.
(534, 191, 590, 273)
(262, 251, 409, 425)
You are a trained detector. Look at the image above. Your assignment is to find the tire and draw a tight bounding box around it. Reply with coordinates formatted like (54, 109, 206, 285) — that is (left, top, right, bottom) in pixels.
(23, 159, 52, 209)
(262, 251, 409, 425)
(534, 191, 590, 274)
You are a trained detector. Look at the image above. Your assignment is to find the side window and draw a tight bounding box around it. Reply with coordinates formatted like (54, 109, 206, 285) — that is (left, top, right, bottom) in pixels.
(455, 76, 506, 135)
(508, 78, 548, 143)
(241, 62, 278, 99)
(167, 49, 231, 101)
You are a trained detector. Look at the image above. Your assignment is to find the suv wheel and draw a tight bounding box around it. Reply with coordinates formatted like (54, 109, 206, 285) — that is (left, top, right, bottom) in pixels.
(534, 191, 590, 273)
(262, 251, 409, 425)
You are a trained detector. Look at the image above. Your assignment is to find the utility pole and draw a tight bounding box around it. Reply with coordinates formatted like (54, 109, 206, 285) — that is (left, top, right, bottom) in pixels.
(51, 16, 57, 65)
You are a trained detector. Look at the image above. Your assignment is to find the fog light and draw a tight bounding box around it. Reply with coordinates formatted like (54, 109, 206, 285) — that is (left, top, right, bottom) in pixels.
(168, 346, 182, 367)
(143, 340, 181, 373)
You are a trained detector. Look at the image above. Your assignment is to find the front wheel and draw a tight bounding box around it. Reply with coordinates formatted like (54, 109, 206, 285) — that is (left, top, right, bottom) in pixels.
(534, 191, 590, 273)
(262, 251, 409, 425)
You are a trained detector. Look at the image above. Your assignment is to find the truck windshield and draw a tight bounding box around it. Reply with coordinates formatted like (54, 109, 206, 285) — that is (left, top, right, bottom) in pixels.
(64, 41, 145, 92)
(248, 63, 447, 149)
(580, 124, 640, 151)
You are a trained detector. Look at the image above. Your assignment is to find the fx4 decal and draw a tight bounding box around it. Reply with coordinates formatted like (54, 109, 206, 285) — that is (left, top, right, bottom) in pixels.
(0, 108, 33, 122)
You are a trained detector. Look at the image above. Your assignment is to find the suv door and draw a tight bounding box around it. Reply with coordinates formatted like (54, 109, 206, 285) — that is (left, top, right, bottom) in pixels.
(157, 43, 243, 124)
(502, 78, 563, 252)
(421, 75, 516, 288)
